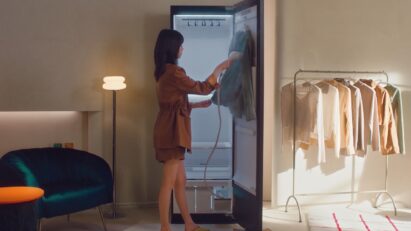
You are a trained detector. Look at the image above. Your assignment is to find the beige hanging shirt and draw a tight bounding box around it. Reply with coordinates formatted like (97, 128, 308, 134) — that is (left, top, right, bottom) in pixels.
(281, 83, 326, 163)
(348, 84, 365, 154)
(354, 81, 380, 155)
(361, 80, 400, 155)
(326, 80, 355, 156)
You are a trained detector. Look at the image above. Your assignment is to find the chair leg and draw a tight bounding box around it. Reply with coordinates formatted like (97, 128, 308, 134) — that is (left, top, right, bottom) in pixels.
(97, 207, 108, 231)
(37, 218, 42, 231)
(67, 214, 70, 223)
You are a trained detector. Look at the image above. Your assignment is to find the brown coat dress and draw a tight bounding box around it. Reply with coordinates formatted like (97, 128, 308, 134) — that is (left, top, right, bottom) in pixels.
(153, 64, 216, 162)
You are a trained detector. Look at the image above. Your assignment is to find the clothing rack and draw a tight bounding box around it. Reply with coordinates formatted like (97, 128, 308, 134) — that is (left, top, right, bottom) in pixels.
(181, 18, 225, 27)
(285, 69, 397, 223)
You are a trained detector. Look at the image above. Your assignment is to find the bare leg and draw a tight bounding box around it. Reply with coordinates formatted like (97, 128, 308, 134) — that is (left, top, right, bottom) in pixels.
(159, 159, 180, 231)
(174, 161, 198, 231)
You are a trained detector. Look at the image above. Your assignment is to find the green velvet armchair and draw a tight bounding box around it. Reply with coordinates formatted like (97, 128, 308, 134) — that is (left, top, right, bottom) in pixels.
(0, 148, 113, 231)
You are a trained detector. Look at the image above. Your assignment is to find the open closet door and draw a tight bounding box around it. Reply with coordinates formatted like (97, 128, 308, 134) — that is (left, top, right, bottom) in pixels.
(231, 0, 263, 230)
(169, 0, 263, 229)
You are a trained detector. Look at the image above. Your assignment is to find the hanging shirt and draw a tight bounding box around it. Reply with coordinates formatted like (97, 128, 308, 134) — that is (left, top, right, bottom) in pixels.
(316, 81, 341, 157)
(326, 80, 355, 156)
(348, 84, 365, 154)
(385, 84, 405, 154)
(281, 82, 325, 163)
(335, 79, 365, 154)
(360, 80, 400, 155)
(354, 81, 381, 155)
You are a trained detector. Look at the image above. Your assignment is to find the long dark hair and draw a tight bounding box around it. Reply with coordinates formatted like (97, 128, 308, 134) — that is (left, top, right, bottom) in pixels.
(154, 29, 184, 81)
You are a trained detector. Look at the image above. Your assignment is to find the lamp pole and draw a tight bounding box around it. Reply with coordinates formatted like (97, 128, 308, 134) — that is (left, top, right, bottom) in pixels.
(102, 76, 126, 219)
(112, 90, 118, 217)
(107, 89, 126, 218)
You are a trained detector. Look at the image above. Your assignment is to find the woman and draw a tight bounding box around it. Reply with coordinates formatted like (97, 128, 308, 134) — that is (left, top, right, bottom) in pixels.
(153, 29, 230, 231)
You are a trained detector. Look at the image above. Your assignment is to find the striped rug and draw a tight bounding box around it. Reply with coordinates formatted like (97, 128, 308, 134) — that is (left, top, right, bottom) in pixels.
(123, 224, 243, 231)
(308, 210, 411, 231)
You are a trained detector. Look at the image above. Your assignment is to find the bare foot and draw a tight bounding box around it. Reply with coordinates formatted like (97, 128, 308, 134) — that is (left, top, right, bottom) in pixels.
(185, 223, 199, 231)
(160, 226, 172, 231)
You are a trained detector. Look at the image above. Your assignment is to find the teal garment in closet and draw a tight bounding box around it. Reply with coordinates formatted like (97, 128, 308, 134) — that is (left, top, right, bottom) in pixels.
(211, 30, 256, 121)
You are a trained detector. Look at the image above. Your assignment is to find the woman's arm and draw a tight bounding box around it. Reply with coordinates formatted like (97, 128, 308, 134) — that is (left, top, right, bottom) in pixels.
(173, 59, 230, 95)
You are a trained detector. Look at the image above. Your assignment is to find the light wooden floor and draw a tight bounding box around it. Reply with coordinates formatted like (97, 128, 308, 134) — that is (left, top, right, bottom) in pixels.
(40, 202, 410, 231)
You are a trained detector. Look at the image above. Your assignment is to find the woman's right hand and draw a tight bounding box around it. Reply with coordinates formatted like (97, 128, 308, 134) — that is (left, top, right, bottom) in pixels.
(208, 59, 231, 86)
(213, 59, 231, 76)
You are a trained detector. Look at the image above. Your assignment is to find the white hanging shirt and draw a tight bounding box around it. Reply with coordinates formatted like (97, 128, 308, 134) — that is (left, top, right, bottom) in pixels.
(316, 81, 341, 157)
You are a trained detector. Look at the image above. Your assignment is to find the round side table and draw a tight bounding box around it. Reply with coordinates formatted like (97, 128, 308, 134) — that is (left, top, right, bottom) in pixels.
(0, 186, 44, 231)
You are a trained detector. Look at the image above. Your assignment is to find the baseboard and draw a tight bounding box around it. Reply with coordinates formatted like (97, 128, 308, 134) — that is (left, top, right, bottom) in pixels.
(100, 201, 158, 209)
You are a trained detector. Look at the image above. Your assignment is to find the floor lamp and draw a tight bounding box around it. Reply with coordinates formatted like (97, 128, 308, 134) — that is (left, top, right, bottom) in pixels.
(103, 76, 126, 218)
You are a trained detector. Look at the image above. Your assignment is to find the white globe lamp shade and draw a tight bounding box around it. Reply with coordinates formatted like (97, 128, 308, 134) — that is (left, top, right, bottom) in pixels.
(103, 76, 126, 90)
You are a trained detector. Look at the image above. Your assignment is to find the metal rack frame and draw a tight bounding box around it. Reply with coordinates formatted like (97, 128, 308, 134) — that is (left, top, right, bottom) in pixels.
(285, 69, 397, 222)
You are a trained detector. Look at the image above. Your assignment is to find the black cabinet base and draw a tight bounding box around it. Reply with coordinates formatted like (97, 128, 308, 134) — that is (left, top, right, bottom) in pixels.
(171, 213, 236, 224)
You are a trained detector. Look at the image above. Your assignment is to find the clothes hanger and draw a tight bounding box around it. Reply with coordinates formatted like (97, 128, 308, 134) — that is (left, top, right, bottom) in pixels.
(314, 80, 331, 93)
(291, 79, 312, 92)
(302, 81, 312, 87)
(334, 77, 352, 86)
(375, 79, 391, 87)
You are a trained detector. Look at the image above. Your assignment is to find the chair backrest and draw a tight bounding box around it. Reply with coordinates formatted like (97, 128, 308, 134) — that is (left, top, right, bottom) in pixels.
(1, 148, 112, 187)
(0, 161, 26, 186)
